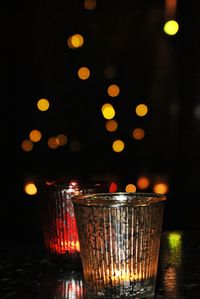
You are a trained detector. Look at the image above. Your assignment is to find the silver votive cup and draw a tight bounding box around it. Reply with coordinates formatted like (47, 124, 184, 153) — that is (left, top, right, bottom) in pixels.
(72, 192, 166, 298)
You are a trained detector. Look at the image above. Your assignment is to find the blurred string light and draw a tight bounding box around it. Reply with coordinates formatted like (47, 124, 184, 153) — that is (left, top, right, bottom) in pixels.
(112, 139, 125, 153)
(163, 20, 179, 36)
(153, 182, 169, 194)
(29, 129, 42, 142)
(37, 98, 50, 111)
(21, 140, 34, 152)
(125, 184, 136, 192)
(105, 119, 118, 132)
(78, 66, 90, 80)
(24, 182, 37, 195)
(107, 84, 120, 97)
(137, 176, 150, 190)
(135, 104, 148, 117)
(84, 0, 96, 10)
(104, 66, 116, 79)
(132, 128, 145, 140)
(101, 103, 115, 119)
(67, 34, 84, 49)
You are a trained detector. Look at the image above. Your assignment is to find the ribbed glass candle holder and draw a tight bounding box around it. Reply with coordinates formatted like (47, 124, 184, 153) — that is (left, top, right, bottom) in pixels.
(72, 192, 166, 298)
(39, 179, 111, 264)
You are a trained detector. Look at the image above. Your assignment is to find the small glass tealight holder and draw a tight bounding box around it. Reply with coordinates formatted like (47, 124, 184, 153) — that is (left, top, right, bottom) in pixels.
(72, 192, 166, 298)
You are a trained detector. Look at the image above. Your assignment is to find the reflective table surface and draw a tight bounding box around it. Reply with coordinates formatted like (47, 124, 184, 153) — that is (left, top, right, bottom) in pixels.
(1, 230, 200, 298)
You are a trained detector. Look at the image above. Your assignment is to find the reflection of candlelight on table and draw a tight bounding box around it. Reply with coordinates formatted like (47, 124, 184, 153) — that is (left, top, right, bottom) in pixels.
(164, 266, 177, 292)
(157, 231, 182, 298)
(55, 278, 84, 299)
(44, 276, 85, 299)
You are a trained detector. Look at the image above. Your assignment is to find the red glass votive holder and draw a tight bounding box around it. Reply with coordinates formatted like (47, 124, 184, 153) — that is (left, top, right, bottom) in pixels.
(39, 179, 111, 265)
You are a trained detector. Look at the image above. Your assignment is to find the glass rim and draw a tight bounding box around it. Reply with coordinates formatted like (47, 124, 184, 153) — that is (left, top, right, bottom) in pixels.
(72, 192, 166, 207)
(42, 179, 110, 191)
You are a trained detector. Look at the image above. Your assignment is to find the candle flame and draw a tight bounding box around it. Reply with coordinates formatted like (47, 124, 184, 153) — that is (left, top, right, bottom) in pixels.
(110, 270, 142, 282)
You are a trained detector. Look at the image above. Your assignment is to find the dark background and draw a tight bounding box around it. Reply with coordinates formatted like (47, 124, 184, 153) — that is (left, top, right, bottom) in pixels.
(1, 0, 200, 245)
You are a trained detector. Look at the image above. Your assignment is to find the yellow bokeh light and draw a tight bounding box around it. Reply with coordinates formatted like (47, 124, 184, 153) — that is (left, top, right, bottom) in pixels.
(137, 176, 150, 190)
(37, 98, 50, 111)
(21, 140, 34, 152)
(24, 183, 37, 195)
(164, 20, 179, 36)
(84, 0, 96, 10)
(132, 128, 145, 140)
(153, 182, 169, 194)
(29, 130, 42, 142)
(125, 184, 136, 192)
(101, 103, 115, 119)
(56, 134, 68, 146)
(105, 120, 118, 132)
(135, 104, 148, 117)
(78, 67, 90, 80)
(112, 139, 125, 153)
(107, 84, 120, 97)
(70, 34, 84, 48)
(48, 137, 59, 149)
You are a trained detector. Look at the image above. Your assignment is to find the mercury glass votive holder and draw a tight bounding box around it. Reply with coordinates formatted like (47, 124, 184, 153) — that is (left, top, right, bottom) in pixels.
(39, 179, 110, 264)
(72, 192, 166, 298)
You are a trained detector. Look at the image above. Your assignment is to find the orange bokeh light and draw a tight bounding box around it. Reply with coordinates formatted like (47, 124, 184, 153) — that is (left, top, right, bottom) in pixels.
(135, 104, 148, 117)
(78, 67, 90, 80)
(24, 182, 37, 195)
(105, 119, 118, 132)
(21, 140, 33, 152)
(132, 128, 145, 140)
(112, 139, 125, 153)
(48, 137, 59, 149)
(137, 176, 150, 190)
(37, 98, 50, 111)
(153, 182, 169, 194)
(107, 84, 120, 97)
(29, 129, 42, 142)
(125, 184, 136, 192)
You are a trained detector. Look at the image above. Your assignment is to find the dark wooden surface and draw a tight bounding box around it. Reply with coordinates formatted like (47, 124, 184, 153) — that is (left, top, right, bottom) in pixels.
(0, 230, 200, 298)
